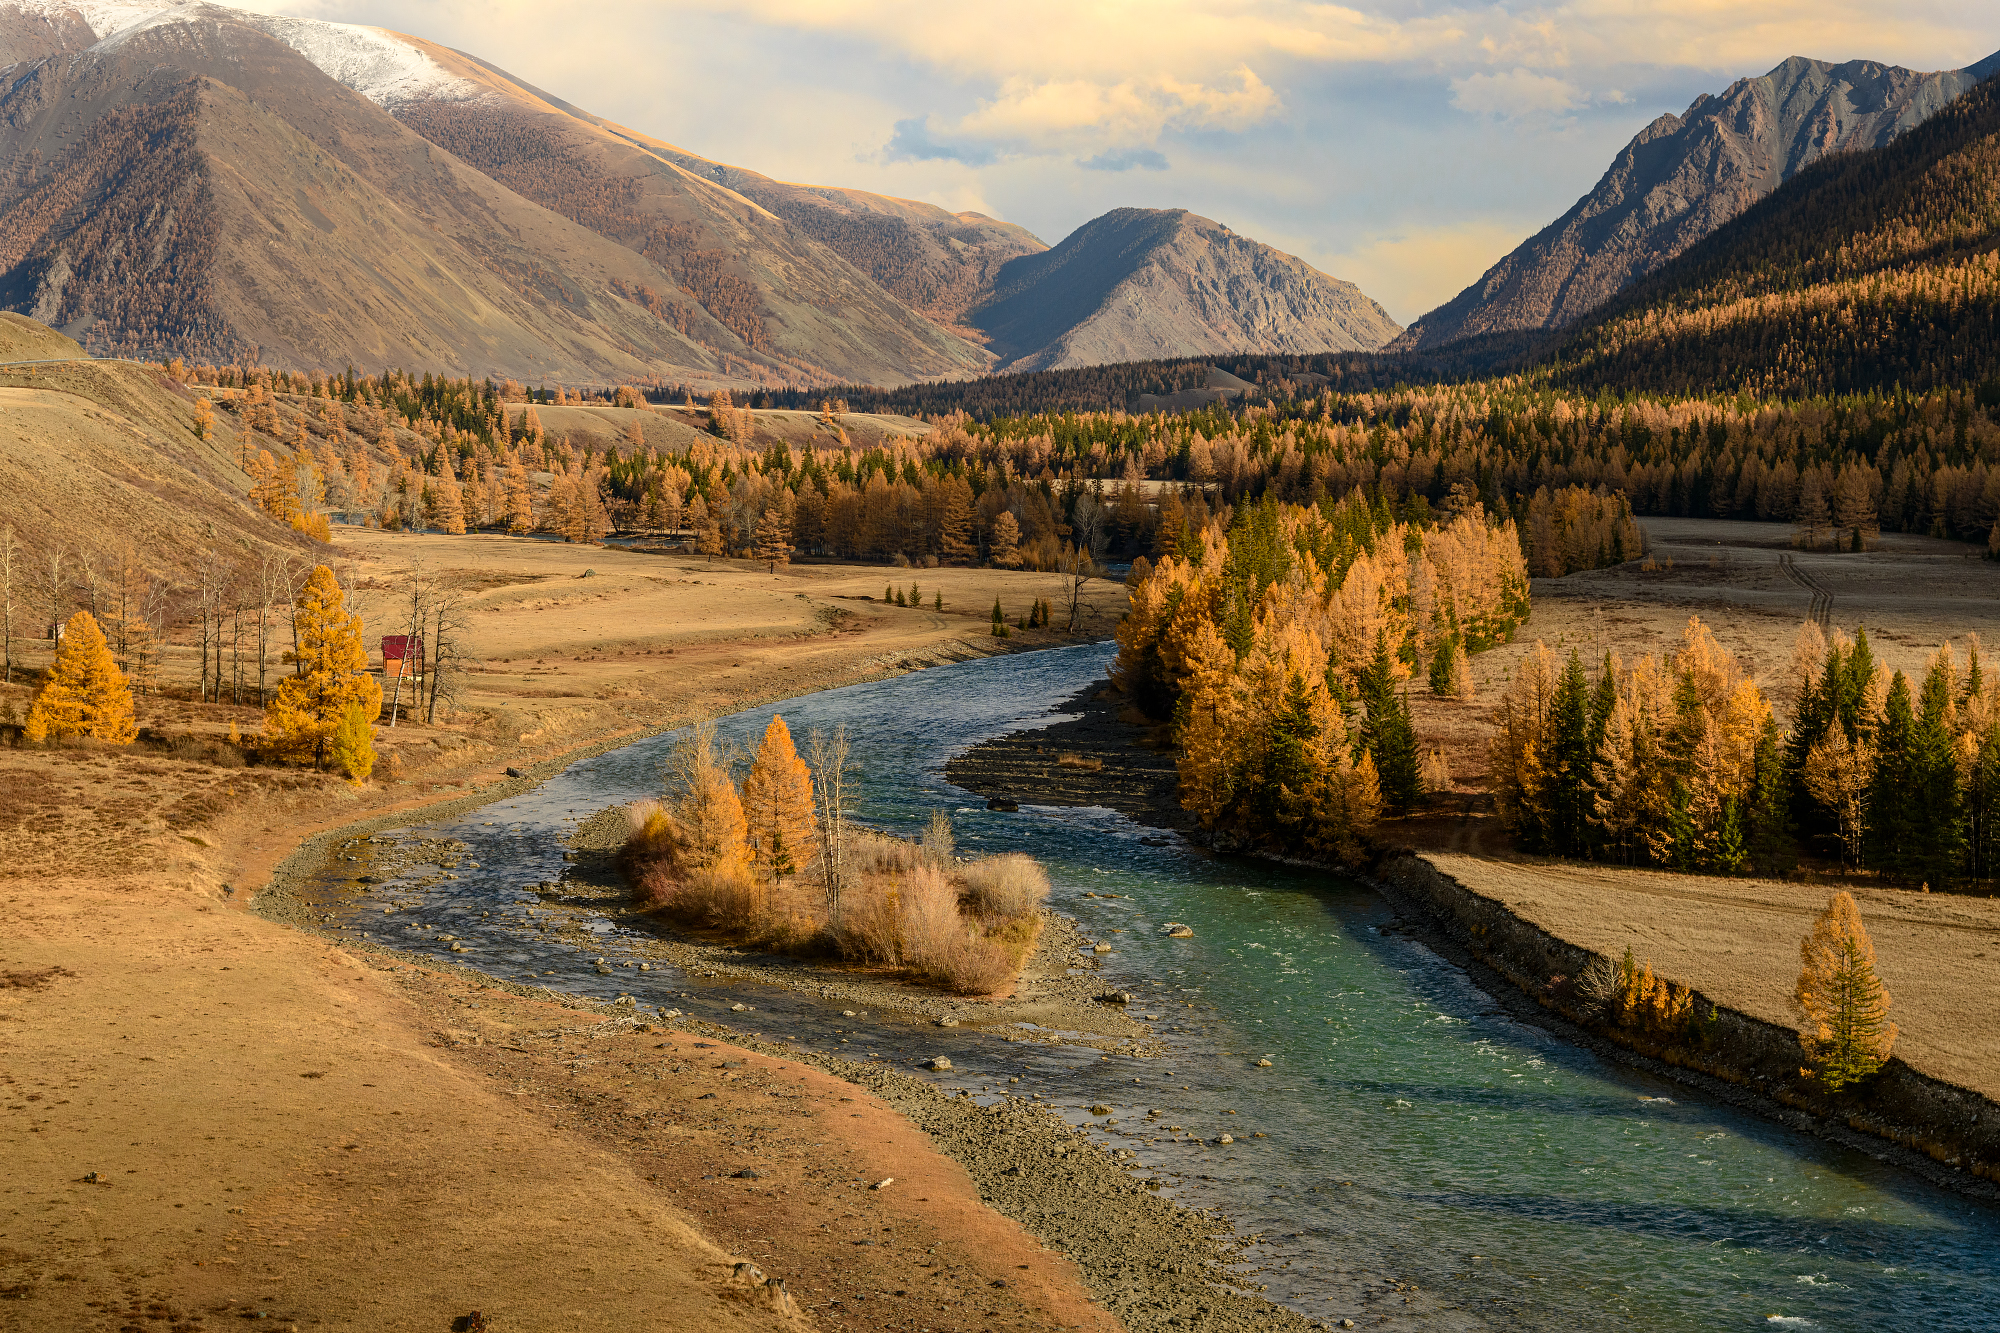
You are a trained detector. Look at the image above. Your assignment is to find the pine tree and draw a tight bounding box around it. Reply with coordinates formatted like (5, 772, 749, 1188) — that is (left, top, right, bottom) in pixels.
(261, 566, 382, 769)
(1866, 672, 1916, 874)
(1427, 630, 1461, 696)
(1965, 719, 2000, 880)
(1908, 650, 1965, 885)
(740, 714, 816, 880)
(24, 611, 137, 744)
(1358, 632, 1420, 813)
(690, 494, 723, 560)
(1545, 650, 1594, 855)
(503, 457, 533, 534)
(674, 733, 750, 876)
(1796, 892, 1897, 1090)
(1745, 715, 1793, 874)
(753, 507, 791, 569)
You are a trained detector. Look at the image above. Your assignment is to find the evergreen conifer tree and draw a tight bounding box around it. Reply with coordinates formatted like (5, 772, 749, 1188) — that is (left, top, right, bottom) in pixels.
(1745, 715, 1794, 874)
(1545, 651, 1595, 856)
(1964, 720, 2000, 880)
(1359, 632, 1421, 813)
(1866, 672, 1916, 874)
(1909, 653, 1965, 885)
(24, 612, 137, 744)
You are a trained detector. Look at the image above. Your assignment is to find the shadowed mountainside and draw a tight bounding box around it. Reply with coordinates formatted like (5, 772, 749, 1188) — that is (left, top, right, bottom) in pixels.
(1396, 51, 2000, 352)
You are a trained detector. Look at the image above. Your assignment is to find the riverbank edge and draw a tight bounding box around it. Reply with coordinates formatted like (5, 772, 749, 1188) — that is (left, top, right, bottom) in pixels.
(946, 679, 2000, 1204)
(248, 647, 1331, 1333)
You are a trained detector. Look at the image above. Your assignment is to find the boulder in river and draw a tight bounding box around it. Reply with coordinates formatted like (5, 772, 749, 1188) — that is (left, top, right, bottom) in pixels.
(1096, 991, 1135, 1005)
(985, 796, 1020, 812)
(928, 1056, 953, 1071)
(1163, 923, 1195, 938)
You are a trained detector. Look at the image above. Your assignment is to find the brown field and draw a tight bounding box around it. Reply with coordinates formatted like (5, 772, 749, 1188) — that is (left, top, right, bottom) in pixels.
(0, 532, 1131, 1331)
(1402, 517, 2000, 1102)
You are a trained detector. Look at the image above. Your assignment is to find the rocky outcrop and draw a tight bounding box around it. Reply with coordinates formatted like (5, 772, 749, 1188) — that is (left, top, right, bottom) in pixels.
(973, 208, 1401, 372)
(1396, 51, 2000, 352)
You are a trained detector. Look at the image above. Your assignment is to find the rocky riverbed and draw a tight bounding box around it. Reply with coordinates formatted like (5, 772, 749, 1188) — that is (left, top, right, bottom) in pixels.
(944, 680, 1193, 829)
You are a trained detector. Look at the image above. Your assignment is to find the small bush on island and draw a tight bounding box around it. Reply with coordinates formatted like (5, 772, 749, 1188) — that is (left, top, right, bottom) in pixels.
(617, 719, 1050, 994)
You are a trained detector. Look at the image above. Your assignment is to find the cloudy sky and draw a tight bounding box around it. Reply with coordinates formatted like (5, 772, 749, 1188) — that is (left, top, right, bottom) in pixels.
(266, 0, 1991, 325)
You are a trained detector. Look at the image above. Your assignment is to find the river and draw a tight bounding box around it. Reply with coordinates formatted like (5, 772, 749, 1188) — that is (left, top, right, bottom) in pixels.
(296, 641, 2000, 1331)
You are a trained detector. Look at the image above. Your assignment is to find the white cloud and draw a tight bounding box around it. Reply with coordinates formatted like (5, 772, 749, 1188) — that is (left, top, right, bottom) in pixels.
(891, 67, 1279, 164)
(1450, 68, 1584, 118)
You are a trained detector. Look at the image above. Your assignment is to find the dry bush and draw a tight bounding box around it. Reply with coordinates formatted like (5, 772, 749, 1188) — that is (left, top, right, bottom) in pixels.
(898, 866, 961, 976)
(847, 828, 922, 877)
(921, 808, 955, 866)
(678, 862, 763, 928)
(960, 853, 1049, 921)
(834, 873, 903, 964)
(1055, 751, 1103, 772)
(933, 933, 1017, 995)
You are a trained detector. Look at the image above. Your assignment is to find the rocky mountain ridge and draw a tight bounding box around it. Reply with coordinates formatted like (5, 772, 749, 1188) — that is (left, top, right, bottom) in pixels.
(973, 208, 1401, 373)
(1395, 50, 2000, 352)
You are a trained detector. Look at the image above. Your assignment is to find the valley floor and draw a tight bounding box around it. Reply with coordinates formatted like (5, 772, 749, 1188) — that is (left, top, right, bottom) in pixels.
(0, 535, 1134, 1331)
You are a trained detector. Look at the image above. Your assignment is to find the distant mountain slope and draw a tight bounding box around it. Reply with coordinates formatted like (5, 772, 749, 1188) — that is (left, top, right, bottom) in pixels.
(0, 1, 994, 384)
(380, 35, 999, 382)
(972, 209, 1400, 373)
(1397, 51, 2000, 352)
(1551, 72, 2000, 397)
(315, 30, 1047, 337)
(0, 1, 1403, 383)
(0, 13, 763, 379)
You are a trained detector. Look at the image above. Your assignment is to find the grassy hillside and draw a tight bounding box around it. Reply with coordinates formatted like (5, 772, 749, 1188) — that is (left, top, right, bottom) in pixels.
(0, 315, 312, 585)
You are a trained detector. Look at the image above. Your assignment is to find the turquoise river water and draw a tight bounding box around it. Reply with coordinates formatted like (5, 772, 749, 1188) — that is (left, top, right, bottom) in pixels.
(299, 642, 2000, 1331)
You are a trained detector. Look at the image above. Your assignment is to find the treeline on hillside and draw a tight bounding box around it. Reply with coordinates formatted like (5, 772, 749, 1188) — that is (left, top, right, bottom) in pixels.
(1493, 618, 2000, 885)
(1114, 492, 1531, 859)
(762, 352, 1457, 420)
(923, 384, 2000, 545)
(1552, 73, 2000, 399)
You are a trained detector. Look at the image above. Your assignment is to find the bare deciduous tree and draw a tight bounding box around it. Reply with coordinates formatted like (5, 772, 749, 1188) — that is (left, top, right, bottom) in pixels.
(1056, 541, 1102, 633)
(807, 724, 851, 931)
(0, 526, 18, 684)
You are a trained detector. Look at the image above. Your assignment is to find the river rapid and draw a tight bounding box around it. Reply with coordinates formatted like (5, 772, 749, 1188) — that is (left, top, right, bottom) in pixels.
(296, 642, 2000, 1331)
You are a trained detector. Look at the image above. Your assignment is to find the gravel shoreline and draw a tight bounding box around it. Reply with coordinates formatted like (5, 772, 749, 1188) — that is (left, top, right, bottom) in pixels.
(252, 696, 1337, 1333)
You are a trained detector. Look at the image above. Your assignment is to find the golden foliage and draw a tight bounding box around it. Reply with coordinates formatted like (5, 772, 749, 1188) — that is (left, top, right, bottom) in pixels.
(1796, 892, 1897, 1089)
(24, 612, 137, 745)
(740, 715, 817, 881)
(261, 566, 381, 769)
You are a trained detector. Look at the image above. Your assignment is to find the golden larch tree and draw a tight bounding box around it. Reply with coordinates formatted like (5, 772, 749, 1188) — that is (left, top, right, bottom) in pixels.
(668, 719, 750, 875)
(740, 714, 817, 879)
(24, 611, 137, 744)
(1796, 891, 1897, 1090)
(262, 565, 382, 769)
